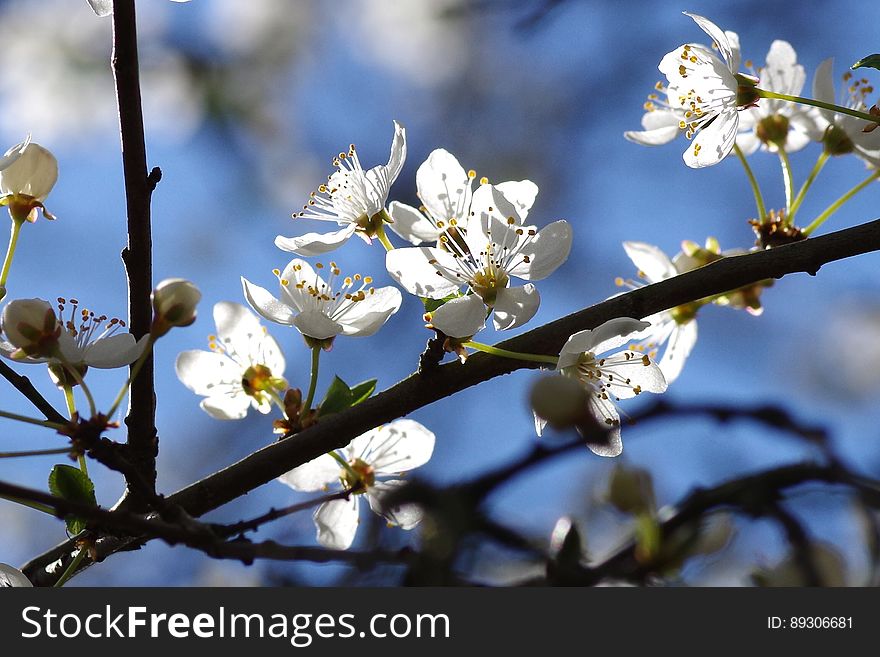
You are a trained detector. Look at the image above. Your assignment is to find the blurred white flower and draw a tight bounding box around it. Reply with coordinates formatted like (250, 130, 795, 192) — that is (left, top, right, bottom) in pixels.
(386, 183, 571, 338)
(0, 0, 201, 145)
(242, 259, 401, 341)
(344, 0, 468, 87)
(278, 419, 435, 550)
(176, 302, 286, 420)
(736, 41, 818, 154)
(152, 278, 201, 335)
(810, 59, 880, 163)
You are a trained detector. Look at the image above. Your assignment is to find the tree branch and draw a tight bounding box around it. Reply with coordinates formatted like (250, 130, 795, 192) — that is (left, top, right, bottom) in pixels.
(0, 360, 66, 424)
(112, 0, 158, 505)
(21, 218, 880, 584)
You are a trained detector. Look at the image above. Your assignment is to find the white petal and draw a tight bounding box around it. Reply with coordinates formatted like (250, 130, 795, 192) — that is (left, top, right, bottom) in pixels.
(624, 125, 681, 146)
(724, 30, 741, 72)
(214, 301, 262, 349)
(469, 183, 525, 241)
(683, 111, 739, 168)
(0, 137, 30, 171)
(534, 412, 547, 437)
(495, 180, 539, 220)
(0, 563, 32, 587)
(659, 320, 698, 384)
(200, 393, 250, 420)
(367, 481, 422, 529)
(492, 284, 540, 331)
(278, 453, 341, 492)
(274, 224, 357, 256)
(812, 59, 837, 123)
(558, 318, 651, 366)
(84, 333, 145, 368)
(601, 352, 668, 400)
(387, 201, 441, 245)
(430, 294, 487, 338)
(763, 40, 804, 96)
(241, 277, 296, 326)
(586, 396, 623, 457)
(336, 286, 402, 337)
(507, 220, 572, 281)
(293, 310, 344, 340)
(416, 148, 471, 226)
(735, 130, 761, 156)
(314, 498, 360, 550)
(358, 419, 436, 475)
(86, 0, 113, 17)
(57, 330, 85, 364)
(175, 350, 236, 396)
(386, 120, 407, 184)
(279, 258, 324, 313)
(385, 247, 462, 299)
(683, 13, 733, 67)
(622, 242, 677, 283)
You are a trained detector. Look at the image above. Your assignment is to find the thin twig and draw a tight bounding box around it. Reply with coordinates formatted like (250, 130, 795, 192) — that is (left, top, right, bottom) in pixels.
(0, 360, 66, 424)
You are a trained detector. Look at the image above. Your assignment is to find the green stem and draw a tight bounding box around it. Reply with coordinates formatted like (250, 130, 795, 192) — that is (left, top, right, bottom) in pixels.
(803, 170, 880, 236)
(304, 346, 321, 410)
(0, 217, 23, 298)
(0, 494, 56, 515)
(0, 447, 72, 459)
(60, 363, 96, 418)
(464, 341, 559, 365)
(789, 152, 830, 223)
(106, 336, 154, 419)
(777, 149, 795, 214)
(0, 409, 65, 430)
(756, 89, 880, 125)
(375, 223, 394, 251)
(62, 385, 89, 476)
(329, 449, 357, 480)
(53, 548, 87, 588)
(733, 144, 766, 221)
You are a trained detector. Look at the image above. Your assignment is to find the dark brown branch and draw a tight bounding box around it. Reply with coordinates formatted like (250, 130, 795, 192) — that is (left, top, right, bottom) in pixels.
(579, 462, 879, 585)
(21, 218, 880, 583)
(0, 360, 66, 424)
(212, 490, 352, 538)
(112, 0, 158, 504)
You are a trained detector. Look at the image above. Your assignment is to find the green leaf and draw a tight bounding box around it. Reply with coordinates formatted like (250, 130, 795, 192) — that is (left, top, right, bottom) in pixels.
(852, 53, 880, 71)
(349, 379, 377, 406)
(318, 376, 353, 417)
(48, 464, 97, 536)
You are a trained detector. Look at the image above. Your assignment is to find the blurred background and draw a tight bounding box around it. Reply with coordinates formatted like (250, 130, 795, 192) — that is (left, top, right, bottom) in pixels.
(1, 0, 879, 586)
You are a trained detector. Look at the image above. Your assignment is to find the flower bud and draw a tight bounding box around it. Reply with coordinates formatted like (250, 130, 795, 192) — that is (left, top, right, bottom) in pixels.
(151, 278, 201, 337)
(0, 142, 58, 222)
(607, 464, 655, 515)
(0, 298, 61, 358)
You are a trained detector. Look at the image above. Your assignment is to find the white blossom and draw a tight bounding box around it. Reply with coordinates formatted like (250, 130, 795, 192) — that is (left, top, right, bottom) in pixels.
(657, 13, 748, 168)
(278, 419, 435, 549)
(276, 122, 406, 256)
(242, 259, 401, 341)
(386, 183, 571, 338)
(614, 242, 699, 384)
(176, 302, 287, 420)
(537, 317, 667, 457)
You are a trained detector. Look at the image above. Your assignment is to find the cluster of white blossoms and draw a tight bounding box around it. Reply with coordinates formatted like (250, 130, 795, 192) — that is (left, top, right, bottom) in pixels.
(626, 12, 880, 167)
